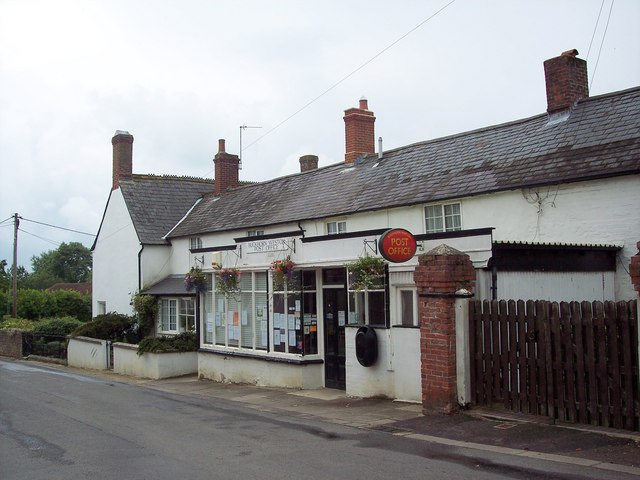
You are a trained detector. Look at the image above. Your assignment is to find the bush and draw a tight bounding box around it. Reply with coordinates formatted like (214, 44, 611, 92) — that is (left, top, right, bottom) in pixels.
(137, 332, 196, 356)
(70, 313, 138, 343)
(131, 293, 157, 339)
(32, 317, 83, 336)
(0, 315, 35, 331)
(15, 289, 91, 321)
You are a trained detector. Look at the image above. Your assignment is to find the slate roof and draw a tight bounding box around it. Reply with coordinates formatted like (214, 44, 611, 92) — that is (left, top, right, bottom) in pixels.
(141, 275, 193, 295)
(119, 175, 214, 244)
(168, 87, 640, 239)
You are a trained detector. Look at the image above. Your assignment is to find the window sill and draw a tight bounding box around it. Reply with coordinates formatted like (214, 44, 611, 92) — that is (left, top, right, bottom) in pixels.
(198, 347, 324, 365)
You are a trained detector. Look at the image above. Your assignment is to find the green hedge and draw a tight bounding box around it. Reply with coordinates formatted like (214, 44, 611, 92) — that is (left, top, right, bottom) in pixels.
(137, 332, 196, 356)
(0, 316, 35, 331)
(70, 313, 138, 343)
(32, 317, 84, 336)
(10, 289, 91, 321)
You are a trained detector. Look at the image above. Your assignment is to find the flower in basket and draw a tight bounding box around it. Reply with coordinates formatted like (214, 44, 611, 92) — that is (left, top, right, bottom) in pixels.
(184, 266, 207, 292)
(212, 262, 241, 297)
(346, 255, 386, 291)
(270, 255, 296, 290)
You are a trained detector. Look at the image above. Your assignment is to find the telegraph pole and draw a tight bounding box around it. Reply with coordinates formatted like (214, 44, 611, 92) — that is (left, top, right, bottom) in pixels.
(12, 213, 19, 318)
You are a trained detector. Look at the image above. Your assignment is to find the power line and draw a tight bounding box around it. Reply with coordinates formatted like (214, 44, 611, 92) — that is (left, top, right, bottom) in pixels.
(19, 228, 61, 247)
(20, 217, 95, 237)
(586, 0, 606, 62)
(590, 0, 615, 90)
(243, 0, 457, 153)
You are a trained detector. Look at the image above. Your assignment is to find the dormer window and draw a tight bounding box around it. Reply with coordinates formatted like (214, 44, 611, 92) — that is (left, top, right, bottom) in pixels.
(190, 237, 203, 250)
(327, 221, 347, 235)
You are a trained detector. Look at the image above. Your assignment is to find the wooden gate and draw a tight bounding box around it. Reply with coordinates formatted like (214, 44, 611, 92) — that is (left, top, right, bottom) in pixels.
(469, 299, 639, 431)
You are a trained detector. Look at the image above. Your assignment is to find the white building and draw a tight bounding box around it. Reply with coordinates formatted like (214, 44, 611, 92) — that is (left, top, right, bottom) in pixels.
(92, 50, 640, 401)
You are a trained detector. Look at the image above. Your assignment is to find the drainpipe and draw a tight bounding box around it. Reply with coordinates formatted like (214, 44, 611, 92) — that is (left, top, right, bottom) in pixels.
(138, 245, 144, 291)
(491, 264, 498, 300)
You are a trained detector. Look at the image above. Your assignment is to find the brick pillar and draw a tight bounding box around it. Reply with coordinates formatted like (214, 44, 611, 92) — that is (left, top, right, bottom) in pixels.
(630, 241, 640, 296)
(414, 244, 476, 414)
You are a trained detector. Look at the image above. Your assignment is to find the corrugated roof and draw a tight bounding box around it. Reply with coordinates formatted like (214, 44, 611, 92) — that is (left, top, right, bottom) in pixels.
(168, 87, 640, 239)
(119, 175, 214, 244)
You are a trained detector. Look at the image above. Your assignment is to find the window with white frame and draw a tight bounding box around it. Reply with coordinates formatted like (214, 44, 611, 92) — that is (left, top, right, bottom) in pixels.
(424, 203, 461, 233)
(397, 288, 417, 326)
(327, 221, 347, 235)
(247, 230, 265, 237)
(208, 271, 269, 351)
(159, 297, 195, 334)
(347, 267, 389, 327)
(190, 237, 203, 250)
(97, 301, 106, 315)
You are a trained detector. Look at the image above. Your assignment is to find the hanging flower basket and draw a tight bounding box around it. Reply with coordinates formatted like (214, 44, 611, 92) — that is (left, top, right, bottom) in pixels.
(184, 267, 207, 293)
(346, 256, 386, 291)
(212, 262, 241, 297)
(270, 255, 296, 290)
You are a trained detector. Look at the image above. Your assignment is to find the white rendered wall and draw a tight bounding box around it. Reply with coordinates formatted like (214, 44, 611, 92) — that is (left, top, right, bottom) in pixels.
(113, 343, 197, 379)
(198, 352, 323, 389)
(67, 337, 109, 370)
(345, 326, 421, 402)
(140, 244, 173, 290)
(92, 189, 140, 316)
(462, 176, 639, 300)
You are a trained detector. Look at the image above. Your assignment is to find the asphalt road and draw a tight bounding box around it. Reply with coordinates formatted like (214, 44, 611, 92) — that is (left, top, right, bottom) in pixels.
(0, 359, 635, 480)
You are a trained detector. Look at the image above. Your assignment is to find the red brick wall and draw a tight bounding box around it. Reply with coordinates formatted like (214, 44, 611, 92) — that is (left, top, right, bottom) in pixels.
(0, 330, 25, 358)
(543, 50, 589, 113)
(344, 99, 375, 163)
(414, 245, 475, 414)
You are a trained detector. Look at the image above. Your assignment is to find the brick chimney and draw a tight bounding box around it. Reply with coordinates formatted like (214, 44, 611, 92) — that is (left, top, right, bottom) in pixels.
(214, 139, 240, 195)
(344, 97, 376, 163)
(112, 130, 133, 190)
(299, 154, 319, 172)
(543, 49, 589, 113)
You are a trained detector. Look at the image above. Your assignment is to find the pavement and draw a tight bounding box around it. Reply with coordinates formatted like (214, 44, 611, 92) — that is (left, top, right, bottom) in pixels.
(18, 358, 640, 476)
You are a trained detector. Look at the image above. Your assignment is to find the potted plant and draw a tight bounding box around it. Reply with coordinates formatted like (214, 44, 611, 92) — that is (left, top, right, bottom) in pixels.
(270, 255, 296, 290)
(212, 262, 241, 297)
(184, 266, 207, 293)
(346, 255, 386, 291)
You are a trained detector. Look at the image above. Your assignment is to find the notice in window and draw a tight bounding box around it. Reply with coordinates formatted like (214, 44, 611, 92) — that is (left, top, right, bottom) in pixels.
(274, 329, 281, 345)
(215, 313, 221, 327)
(288, 329, 296, 347)
(288, 315, 295, 330)
(241, 310, 248, 326)
(338, 311, 346, 326)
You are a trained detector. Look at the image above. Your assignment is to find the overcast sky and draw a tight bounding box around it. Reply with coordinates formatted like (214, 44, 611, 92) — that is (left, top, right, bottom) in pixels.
(1, 0, 639, 272)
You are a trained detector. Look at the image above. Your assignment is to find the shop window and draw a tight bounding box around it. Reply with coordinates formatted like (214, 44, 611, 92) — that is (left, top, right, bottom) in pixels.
(347, 266, 389, 327)
(327, 221, 346, 235)
(272, 270, 318, 355)
(190, 237, 203, 250)
(159, 297, 195, 334)
(424, 203, 461, 233)
(207, 271, 269, 351)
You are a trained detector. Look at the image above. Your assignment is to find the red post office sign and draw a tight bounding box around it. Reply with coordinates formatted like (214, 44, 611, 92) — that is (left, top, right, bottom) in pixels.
(378, 229, 417, 263)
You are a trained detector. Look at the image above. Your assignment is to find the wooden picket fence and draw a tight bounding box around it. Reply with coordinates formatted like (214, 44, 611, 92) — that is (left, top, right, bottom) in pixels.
(469, 299, 639, 431)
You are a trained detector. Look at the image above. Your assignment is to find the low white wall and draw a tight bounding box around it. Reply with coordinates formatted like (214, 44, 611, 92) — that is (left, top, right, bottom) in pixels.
(67, 337, 109, 370)
(345, 326, 421, 402)
(113, 343, 197, 379)
(198, 351, 323, 389)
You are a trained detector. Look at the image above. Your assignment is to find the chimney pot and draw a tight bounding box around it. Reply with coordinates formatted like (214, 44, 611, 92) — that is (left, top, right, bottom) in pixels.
(543, 49, 589, 113)
(299, 154, 319, 172)
(218, 139, 226, 153)
(112, 130, 133, 190)
(359, 97, 368, 110)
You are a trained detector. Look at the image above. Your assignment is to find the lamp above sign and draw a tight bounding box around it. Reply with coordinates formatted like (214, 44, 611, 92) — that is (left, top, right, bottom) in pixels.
(378, 228, 417, 263)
